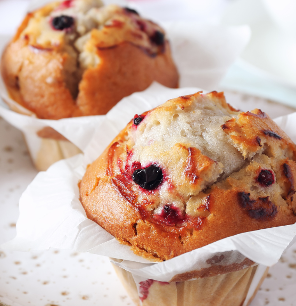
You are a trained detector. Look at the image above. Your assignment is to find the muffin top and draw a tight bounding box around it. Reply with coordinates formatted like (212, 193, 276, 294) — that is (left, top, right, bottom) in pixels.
(124, 92, 245, 218)
(19, 0, 166, 63)
(1, 0, 178, 119)
(14, 0, 166, 99)
(80, 92, 296, 261)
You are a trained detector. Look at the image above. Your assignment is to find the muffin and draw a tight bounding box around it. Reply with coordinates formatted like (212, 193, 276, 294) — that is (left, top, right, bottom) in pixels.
(79, 91, 296, 305)
(1, 0, 179, 170)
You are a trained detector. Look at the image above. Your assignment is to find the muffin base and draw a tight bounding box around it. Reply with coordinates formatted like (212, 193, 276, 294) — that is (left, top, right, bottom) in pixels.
(112, 262, 266, 306)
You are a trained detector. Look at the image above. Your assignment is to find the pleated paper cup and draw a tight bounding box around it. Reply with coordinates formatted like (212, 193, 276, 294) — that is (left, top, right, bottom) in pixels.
(111, 259, 268, 306)
(1, 94, 82, 171)
(23, 128, 82, 171)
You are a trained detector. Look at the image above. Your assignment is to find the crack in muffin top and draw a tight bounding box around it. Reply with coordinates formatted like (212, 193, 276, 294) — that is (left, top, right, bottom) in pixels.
(109, 92, 246, 220)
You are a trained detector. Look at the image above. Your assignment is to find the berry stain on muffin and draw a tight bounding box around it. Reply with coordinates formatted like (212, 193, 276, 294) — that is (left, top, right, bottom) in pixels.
(56, 0, 74, 11)
(139, 279, 169, 302)
(154, 204, 185, 226)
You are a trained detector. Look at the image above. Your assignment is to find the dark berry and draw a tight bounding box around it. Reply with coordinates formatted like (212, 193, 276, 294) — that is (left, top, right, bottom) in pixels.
(132, 164, 163, 190)
(156, 204, 185, 225)
(257, 169, 275, 187)
(133, 114, 144, 126)
(256, 136, 262, 147)
(237, 192, 277, 220)
(263, 130, 282, 139)
(248, 197, 277, 220)
(52, 15, 74, 31)
(136, 20, 146, 31)
(237, 192, 255, 209)
(124, 7, 139, 15)
(150, 30, 164, 46)
(283, 163, 293, 181)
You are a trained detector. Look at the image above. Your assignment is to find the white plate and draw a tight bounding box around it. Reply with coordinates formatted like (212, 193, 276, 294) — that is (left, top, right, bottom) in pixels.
(221, 0, 296, 89)
(0, 92, 296, 306)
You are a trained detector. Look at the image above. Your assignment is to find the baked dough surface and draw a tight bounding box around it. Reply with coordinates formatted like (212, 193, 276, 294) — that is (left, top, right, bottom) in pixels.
(80, 92, 296, 261)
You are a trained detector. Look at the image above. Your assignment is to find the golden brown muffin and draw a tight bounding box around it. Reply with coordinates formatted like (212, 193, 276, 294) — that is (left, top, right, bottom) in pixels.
(1, 0, 179, 120)
(79, 91, 296, 261)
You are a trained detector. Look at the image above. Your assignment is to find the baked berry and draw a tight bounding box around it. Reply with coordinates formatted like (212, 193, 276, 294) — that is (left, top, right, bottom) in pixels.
(132, 164, 163, 190)
(238, 192, 255, 209)
(256, 136, 262, 147)
(150, 30, 164, 45)
(131, 161, 141, 173)
(283, 163, 293, 181)
(157, 204, 185, 225)
(136, 20, 146, 31)
(133, 114, 144, 126)
(257, 169, 275, 187)
(237, 192, 277, 220)
(124, 7, 139, 15)
(52, 15, 74, 31)
(263, 130, 282, 139)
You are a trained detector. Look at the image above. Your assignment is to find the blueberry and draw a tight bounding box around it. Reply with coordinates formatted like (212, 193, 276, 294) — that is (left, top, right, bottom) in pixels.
(132, 165, 163, 190)
(52, 15, 74, 31)
(257, 169, 275, 187)
(124, 7, 139, 15)
(150, 30, 164, 46)
(133, 114, 144, 126)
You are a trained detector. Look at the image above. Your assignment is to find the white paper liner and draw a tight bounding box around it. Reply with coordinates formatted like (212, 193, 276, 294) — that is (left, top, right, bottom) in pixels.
(242, 264, 268, 306)
(2, 84, 296, 305)
(0, 18, 251, 159)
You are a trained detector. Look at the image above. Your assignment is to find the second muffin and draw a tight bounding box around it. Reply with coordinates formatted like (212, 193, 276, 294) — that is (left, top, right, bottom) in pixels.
(1, 0, 179, 119)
